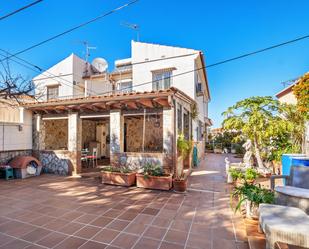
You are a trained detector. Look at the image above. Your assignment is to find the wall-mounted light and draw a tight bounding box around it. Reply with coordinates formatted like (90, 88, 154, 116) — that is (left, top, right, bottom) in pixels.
(18, 125, 23, 132)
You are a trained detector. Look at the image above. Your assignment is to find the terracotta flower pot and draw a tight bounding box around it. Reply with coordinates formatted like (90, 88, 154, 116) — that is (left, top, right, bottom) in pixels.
(102, 171, 136, 186)
(136, 173, 172, 190)
(173, 178, 188, 192)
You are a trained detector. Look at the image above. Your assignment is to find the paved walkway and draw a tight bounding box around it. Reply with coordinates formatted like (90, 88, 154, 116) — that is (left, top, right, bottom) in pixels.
(0, 154, 248, 249)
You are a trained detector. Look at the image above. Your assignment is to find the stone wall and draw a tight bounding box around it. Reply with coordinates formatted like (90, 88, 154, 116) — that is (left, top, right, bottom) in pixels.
(81, 120, 96, 148)
(44, 119, 68, 150)
(111, 152, 165, 172)
(125, 114, 163, 152)
(0, 150, 32, 165)
(39, 150, 75, 176)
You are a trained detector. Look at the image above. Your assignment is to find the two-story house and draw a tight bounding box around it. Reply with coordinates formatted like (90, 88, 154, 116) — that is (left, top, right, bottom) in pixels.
(24, 41, 211, 176)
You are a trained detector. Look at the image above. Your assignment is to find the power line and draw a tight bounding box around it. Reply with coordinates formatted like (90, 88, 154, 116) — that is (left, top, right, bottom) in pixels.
(96, 34, 309, 95)
(1, 32, 308, 98)
(0, 0, 138, 62)
(0, 51, 96, 96)
(206, 34, 309, 68)
(0, 0, 43, 21)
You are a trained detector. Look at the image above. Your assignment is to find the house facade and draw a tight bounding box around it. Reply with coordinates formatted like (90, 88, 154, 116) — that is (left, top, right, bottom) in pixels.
(275, 82, 298, 105)
(24, 41, 211, 176)
(0, 100, 33, 164)
(275, 75, 309, 155)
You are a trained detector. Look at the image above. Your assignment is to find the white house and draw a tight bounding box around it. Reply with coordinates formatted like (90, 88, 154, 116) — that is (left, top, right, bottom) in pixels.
(25, 41, 211, 175)
(0, 100, 33, 164)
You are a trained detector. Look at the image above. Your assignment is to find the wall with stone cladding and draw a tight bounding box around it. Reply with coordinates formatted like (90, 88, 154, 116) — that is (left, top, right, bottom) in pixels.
(0, 150, 32, 165)
(39, 150, 75, 175)
(111, 152, 165, 171)
(81, 120, 96, 148)
(125, 114, 163, 152)
(44, 119, 68, 150)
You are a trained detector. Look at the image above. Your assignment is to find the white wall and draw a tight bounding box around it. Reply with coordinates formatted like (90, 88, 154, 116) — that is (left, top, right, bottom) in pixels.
(85, 79, 112, 96)
(131, 41, 211, 142)
(33, 54, 87, 100)
(278, 91, 297, 105)
(131, 41, 198, 99)
(0, 109, 32, 151)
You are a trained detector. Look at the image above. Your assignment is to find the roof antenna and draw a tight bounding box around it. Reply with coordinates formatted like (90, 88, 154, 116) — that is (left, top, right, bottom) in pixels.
(77, 41, 96, 76)
(121, 22, 140, 41)
(80, 41, 96, 64)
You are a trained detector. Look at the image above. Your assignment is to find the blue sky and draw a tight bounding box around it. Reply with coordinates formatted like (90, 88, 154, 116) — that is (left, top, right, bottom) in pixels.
(0, 0, 308, 127)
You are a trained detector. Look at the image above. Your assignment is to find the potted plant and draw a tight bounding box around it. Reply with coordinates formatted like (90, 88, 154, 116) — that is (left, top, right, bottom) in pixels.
(228, 168, 244, 185)
(244, 168, 258, 184)
(231, 182, 274, 219)
(136, 164, 172, 190)
(101, 166, 136, 186)
(173, 134, 190, 192)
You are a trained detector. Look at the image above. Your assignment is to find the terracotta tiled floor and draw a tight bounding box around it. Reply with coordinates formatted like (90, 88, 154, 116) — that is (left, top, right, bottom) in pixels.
(0, 154, 249, 249)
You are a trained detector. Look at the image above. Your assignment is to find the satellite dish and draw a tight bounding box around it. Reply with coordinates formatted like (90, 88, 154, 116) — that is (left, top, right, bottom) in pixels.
(92, 57, 108, 73)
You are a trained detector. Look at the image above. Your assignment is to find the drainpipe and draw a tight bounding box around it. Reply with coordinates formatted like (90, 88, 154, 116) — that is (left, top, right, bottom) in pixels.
(142, 109, 146, 152)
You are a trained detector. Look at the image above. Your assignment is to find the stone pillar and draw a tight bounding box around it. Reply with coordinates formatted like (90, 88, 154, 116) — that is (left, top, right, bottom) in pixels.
(68, 112, 81, 175)
(163, 108, 175, 173)
(33, 114, 45, 151)
(110, 110, 123, 164)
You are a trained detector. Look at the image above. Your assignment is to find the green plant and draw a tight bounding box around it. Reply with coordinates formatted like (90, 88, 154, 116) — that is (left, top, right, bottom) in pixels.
(102, 166, 132, 174)
(222, 96, 290, 169)
(142, 163, 164, 178)
(231, 182, 274, 213)
(177, 133, 190, 157)
(191, 103, 199, 120)
(293, 73, 309, 117)
(244, 168, 258, 181)
(229, 168, 244, 181)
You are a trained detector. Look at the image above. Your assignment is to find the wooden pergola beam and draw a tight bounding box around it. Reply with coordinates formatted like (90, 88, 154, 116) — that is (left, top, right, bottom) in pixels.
(121, 101, 138, 110)
(153, 98, 170, 107)
(92, 102, 107, 110)
(137, 98, 154, 108)
(80, 104, 99, 112)
(106, 101, 122, 109)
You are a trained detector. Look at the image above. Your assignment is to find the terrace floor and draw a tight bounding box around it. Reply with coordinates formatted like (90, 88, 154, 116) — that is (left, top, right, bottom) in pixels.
(0, 153, 249, 249)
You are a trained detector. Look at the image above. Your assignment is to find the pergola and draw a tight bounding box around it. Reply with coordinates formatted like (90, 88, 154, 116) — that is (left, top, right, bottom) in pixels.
(24, 87, 195, 176)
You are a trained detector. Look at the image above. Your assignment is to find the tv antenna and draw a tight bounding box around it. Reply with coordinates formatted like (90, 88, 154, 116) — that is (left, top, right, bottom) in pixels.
(79, 41, 96, 63)
(121, 22, 140, 41)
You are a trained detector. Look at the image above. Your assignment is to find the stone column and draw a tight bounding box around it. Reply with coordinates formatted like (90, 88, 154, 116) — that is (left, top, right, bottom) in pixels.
(163, 107, 175, 173)
(110, 110, 123, 165)
(68, 112, 81, 175)
(33, 114, 45, 152)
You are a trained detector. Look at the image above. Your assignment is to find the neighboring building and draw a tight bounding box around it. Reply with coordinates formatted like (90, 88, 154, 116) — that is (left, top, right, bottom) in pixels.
(0, 99, 33, 164)
(275, 74, 309, 155)
(275, 82, 298, 105)
(24, 41, 211, 176)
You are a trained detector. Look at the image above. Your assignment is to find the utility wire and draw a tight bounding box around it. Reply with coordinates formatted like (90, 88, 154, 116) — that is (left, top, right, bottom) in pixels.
(96, 34, 309, 95)
(0, 51, 98, 96)
(206, 34, 309, 68)
(1, 33, 308, 97)
(0, 0, 43, 21)
(0, 0, 138, 62)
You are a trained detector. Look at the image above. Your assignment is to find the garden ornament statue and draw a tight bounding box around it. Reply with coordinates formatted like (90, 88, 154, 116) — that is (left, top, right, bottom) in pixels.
(242, 139, 253, 168)
(225, 139, 253, 183)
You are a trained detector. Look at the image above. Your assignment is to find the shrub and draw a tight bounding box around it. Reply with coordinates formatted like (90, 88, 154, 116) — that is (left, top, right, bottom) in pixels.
(142, 163, 164, 177)
(102, 166, 132, 174)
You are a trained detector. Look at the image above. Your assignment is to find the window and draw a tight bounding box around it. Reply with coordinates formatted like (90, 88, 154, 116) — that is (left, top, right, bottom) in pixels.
(47, 86, 59, 100)
(196, 82, 202, 93)
(177, 104, 182, 133)
(118, 81, 133, 93)
(152, 71, 172, 90)
(183, 109, 190, 140)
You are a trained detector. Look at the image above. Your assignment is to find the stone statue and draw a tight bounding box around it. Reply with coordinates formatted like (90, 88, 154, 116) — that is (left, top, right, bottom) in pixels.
(242, 139, 253, 168)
